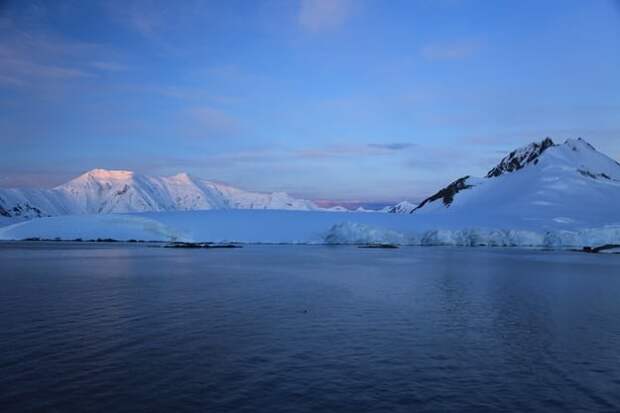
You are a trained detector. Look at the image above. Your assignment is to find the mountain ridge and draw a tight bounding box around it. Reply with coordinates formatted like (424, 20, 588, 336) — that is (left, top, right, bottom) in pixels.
(381, 137, 620, 218)
(0, 169, 325, 220)
(406, 137, 620, 229)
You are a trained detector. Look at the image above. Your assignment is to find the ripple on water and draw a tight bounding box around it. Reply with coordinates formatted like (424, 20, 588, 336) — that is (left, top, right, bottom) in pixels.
(1, 244, 620, 412)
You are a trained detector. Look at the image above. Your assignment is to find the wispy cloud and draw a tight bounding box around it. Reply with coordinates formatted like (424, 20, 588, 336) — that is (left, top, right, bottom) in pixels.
(90, 61, 130, 72)
(295, 143, 414, 159)
(298, 0, 354, 32)
(368, 143, 416, 151)
(143, 142, 414, 168)
(103, 0, 209, 50)
(0, 33, 96, 87)
(182, 106, 240, 138)
(0, 74, 24, 86)
(107, 0, 164, 39)
(421, 39, 481, 61)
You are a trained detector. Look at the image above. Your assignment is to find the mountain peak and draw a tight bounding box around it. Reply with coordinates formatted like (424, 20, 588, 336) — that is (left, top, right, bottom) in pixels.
(386, 200, 417, 213)
(563, 137, 597, 152)
(84, 169, 134, 180)
(486, 137, 555, 178)
(169, 172, 194, 182)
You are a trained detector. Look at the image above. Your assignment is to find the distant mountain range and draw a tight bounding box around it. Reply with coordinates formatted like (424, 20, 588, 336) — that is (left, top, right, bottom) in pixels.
(0, 169, 325, 221)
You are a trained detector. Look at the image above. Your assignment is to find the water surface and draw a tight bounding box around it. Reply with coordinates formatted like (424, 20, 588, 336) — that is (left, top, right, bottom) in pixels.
(1, 242, 619, 412)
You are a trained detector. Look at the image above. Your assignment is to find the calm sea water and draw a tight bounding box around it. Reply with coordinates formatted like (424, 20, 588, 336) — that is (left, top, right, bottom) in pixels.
(1, 242, 619, 412)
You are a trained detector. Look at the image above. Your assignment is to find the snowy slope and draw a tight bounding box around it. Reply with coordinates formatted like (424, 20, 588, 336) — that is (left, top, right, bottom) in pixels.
(410, 138, 620, 230)
(0, 169, 323, 221)
(384, 201, 418, 213)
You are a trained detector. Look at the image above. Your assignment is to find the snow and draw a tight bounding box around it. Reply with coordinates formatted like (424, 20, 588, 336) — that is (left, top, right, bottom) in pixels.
(1, 137, 618, 248)
(324, 222, 409, 245)
(0, 169, 328, 221)
(599, 246, 620, 254)
(384, 201, 418, 213)
(1, 209, 619, 249)
(411, 138, 620, 231)
(486, 137, 555, 177)
(0, 214, 181, 242)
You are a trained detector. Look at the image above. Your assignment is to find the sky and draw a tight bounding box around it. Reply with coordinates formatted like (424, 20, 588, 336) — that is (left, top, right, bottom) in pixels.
(1, 0, 619, 204)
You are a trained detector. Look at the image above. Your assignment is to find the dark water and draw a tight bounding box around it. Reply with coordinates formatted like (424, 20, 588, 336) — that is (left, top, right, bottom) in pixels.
(1, 243, 620, 412)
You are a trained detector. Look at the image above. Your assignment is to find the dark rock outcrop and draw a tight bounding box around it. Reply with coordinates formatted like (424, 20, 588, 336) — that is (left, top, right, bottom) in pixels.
(577, 169, 612, 180)
(486, 137, 555, 178)
(0, 206, 10, 217)
(358, 244, 399, 249)
(581, 244, 620, 254)
(1, 203, 45, 218)
(164, 242, 241, 249)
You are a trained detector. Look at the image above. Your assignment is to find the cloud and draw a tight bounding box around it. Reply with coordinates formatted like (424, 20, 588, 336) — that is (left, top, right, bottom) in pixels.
(421, 39, 481, 61)
(184, 106, 240, 138)
(145, 142, 413, 169)
(0, 74, 24, 86)
(295, 146, 364, 159)
(0, 36, 93, 86)
(298, 0, 353, 32)
(0, 56, 92, 86)
(90, 61, 130, 72)
(368, 143, 416, 151)
(295, 143, 414, 159)
(0, 23, 109, 89)
(106, 0, 164, 39)
(103, 0, 210, 49)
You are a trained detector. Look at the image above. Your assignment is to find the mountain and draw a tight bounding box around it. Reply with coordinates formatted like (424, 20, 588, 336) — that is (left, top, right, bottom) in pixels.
(383, 201, 418, 213)
(3, 138, 620, 247)
(410, 138, 620, 230)
(3, 137, 619, 242)
(0, 169, 322, 221)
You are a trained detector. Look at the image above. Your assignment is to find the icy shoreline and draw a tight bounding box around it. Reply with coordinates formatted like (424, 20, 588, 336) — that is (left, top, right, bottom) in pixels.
(325, 222, 620, 248)
(1, 210, 619, 249)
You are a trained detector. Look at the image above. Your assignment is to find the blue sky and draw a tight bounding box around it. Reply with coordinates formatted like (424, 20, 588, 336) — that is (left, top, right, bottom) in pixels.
(1, 0, 619, 204)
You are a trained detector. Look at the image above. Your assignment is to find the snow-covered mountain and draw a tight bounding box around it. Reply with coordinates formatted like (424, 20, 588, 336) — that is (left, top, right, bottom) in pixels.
(383, 201, 418, 214)
(410, 137, 620, 229)
(0, 169, 322, 221)
(3, 137, 619, 247)
(2, 138, 620, 247)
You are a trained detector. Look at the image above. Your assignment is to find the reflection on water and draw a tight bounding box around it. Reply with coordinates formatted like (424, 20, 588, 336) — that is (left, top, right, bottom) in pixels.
(1, 243, 619, 412)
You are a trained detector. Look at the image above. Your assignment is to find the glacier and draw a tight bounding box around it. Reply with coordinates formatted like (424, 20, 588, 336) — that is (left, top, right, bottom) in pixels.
(1, 209, 619, 249)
